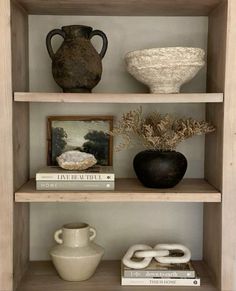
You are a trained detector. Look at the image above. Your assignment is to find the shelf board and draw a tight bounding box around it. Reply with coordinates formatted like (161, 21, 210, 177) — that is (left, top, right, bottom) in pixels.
(15, 0, 222, 16)
(16, 260, 217, 291)
(14, 92, 223, 104)
(15, 178, 221, 203)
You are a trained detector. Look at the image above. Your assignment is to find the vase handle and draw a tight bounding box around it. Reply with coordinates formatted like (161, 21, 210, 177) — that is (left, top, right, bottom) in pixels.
(89, 227, 97, 241)
(46, 29, 65, 60)
(54, 229, 63, 244)
(90, 30, 108, 59)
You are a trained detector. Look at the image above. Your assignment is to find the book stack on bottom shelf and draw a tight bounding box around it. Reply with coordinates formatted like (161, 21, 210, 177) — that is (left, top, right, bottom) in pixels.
(121, 259, 200, 286)
(36, 166, 115, 190)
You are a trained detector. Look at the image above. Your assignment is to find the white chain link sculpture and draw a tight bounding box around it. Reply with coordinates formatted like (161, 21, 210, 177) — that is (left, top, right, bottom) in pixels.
(122, 244, 191, 269)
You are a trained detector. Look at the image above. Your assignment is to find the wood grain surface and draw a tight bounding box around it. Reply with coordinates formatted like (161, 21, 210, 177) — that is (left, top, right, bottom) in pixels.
(14, 0, 222, 16)
(0, 0, 14, 290)
(11, 1, 30, 290)
(16, 260, 217, 291)
(203, 1, 227, 289)
(220, 0, 236, 290)
(14, 92, 224, 104)
(15, 178, 221, 203)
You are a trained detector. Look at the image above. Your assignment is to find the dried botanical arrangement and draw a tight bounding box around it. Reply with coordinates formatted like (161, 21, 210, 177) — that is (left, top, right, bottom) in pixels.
(112, 107, 215, 151)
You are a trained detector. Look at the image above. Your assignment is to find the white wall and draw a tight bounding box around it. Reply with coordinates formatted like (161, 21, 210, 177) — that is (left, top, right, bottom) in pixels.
(29, 15, 208, 260)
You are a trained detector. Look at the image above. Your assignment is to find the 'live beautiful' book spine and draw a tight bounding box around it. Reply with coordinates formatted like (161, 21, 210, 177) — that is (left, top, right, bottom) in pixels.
(36, 173, 115, 181)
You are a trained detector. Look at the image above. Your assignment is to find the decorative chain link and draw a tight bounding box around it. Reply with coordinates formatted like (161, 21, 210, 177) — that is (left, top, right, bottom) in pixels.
(122, 244, 191, 269)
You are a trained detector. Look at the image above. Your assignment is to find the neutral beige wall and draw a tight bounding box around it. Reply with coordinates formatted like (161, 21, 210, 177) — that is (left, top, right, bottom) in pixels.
(29, 15, 208, 260)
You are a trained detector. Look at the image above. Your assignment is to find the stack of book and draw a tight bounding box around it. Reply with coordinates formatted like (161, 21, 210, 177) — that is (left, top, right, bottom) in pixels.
(121, 259, 200, 287)
(36, 166, 115, 191)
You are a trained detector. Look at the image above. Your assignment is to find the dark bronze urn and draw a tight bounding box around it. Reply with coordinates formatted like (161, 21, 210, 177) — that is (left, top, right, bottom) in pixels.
(133, 150, 187, 188)
(46, 25, 108, 93)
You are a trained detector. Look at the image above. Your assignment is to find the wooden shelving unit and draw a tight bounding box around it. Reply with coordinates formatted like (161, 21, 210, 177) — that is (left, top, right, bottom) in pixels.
(16, 260, 216, 291)
(14, 92, 224, 103)
(0, 0, 235, 291)
(15, 178, 221, 203)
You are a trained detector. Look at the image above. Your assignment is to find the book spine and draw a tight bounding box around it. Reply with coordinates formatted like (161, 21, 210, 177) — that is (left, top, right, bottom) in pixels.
(36, 173, 115, 181)
(36, 181, 115, 191)
(121, 277, 200, 286)
(124, 270, 195, 278)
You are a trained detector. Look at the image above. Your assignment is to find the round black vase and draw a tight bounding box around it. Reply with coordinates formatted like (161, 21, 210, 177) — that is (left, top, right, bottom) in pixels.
(133, 150, 187, 188)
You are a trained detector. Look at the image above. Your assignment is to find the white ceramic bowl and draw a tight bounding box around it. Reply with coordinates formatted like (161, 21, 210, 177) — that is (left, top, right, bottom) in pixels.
(125, 47, 205, 93)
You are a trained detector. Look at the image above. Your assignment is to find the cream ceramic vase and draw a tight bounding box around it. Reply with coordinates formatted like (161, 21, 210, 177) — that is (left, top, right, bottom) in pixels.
(50, 222, 104, 281)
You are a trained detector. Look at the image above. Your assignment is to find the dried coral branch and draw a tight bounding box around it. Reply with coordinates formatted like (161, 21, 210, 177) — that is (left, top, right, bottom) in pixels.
(111, 107, 215, 151)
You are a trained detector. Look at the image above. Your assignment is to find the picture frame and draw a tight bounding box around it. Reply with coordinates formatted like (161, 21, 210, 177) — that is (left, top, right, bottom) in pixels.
(47, 116, 113, 166)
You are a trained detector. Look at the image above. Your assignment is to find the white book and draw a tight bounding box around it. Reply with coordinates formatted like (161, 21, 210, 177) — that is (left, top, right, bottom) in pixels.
(36, 166, 115, 181)
(121, 277, 200, 286)
(36, 181, 115, 191)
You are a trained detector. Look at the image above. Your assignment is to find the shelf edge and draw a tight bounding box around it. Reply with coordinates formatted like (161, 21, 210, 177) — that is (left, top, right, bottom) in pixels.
(15, 178, 222, 203)
(14, 92, 224, 103)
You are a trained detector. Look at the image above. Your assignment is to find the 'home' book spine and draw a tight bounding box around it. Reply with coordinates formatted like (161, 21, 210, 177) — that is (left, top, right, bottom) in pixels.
(36, 181, 115, 191)
(121, 277, 200, 286)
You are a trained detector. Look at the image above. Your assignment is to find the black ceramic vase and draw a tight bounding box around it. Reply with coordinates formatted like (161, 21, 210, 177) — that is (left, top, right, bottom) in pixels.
(133, 150, 187, 188)
(46, 25, 108, 93)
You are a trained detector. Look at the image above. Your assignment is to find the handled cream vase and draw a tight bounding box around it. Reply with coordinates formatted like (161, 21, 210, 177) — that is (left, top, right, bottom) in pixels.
(50, 222, 104, 281)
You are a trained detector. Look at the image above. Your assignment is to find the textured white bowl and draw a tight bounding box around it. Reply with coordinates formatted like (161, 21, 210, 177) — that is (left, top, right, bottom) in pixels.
(125, 47, 205, 93)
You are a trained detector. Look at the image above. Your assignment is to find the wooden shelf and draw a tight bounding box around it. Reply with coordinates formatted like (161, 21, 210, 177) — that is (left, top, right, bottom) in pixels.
(14, 92, 224, 104)
(16, 260, 217, 291)
(15, 0, 221, 16)
(15, 178, 221, 203)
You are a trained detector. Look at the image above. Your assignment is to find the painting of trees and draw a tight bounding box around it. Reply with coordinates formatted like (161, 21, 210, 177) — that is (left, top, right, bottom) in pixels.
(82, 130, 110, 165)
(51, 127, 68, 165)
(48, 117, 113, 166)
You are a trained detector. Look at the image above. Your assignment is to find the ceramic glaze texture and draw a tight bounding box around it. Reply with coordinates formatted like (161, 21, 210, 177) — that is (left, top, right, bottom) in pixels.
(122, 244, 191, 269)
(133, 150, 188, 188)
(50, 223, 104, 281)
(46, 25, 108, 93)
(125, 47, 205, 93)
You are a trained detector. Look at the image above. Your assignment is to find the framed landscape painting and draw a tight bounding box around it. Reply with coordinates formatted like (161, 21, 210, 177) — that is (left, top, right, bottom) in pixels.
(47, 116, 113, 166)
